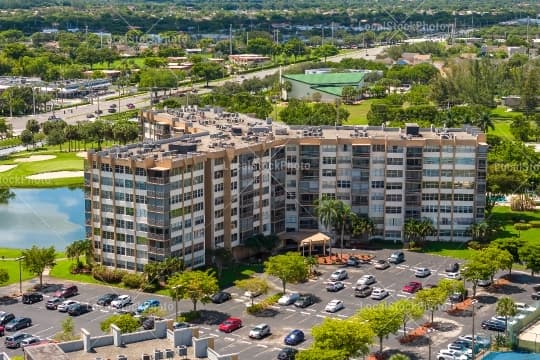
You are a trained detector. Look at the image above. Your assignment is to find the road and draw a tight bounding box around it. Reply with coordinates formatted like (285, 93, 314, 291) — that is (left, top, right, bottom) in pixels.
(0, 249, 532, 359)
(7, 46, 388, 136)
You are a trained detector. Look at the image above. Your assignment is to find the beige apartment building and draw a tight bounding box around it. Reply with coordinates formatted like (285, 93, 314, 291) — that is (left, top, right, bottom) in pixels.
(85, 107, 487, 271)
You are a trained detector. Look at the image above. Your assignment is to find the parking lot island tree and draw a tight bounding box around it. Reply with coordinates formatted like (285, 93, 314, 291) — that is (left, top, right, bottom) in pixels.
(100, 314, 140, 334)
(462, 257, 494, 297)
(496, 297, 517, 336)
(264, 252, 309, 293)
(356, 302, 402, 355)
(391, 298, 424, 337)
(234, 277, 269, 306)
(310, 317, 374, 358)
(21, 245, 56, 288)
(481, 247, 513, 282)
(167, 269, 219, 312)
(518, 244, 540, 276)
(490, 238, 526, 274)
(414, 286, 447, 324)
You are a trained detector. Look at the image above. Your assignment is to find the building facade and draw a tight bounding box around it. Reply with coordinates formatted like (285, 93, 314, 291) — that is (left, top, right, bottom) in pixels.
(85, 109, 487, 271)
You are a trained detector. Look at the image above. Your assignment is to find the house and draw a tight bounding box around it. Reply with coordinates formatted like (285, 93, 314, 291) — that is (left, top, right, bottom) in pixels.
(282, 72, 365, 102)
(507, 46, 527, 57)
(229, 54, 271, 66)
(399, 52, 432, 65)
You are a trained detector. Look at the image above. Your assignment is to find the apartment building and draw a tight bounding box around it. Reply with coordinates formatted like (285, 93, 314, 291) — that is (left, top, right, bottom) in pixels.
(85, 108, 487, 271)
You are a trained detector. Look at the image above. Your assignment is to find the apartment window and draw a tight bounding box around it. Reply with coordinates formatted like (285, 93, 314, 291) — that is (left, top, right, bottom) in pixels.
(337, 180, 351, 188)
(214, 183, 224, 192)
(386, 170, 403, 178)
(422, 182, 439, 189)
(388, 145, 403, 153)
(135, 167, 146, 176)
(321, 145, 337, 152)
(372, 144, 385, 152)
(385, 207, 402, 214)
(230, 169, 238, 177)
(386, 194, 402, 202)
(214, 158, 224, 165)
(422, 193, 439, 201)
(371, 193, 384, 201)
(286, 192, 296, 200)
(423, 169, 439, 177)
(424, 145, 440, 152)
(372, 168, 384, 177)
(214, 170, 224, 179)
(371, 181, 385, 189)
(386, 158, 403, 165)
(386, 182, 402, 190)
(423, 157, 440, 164)
(215, 196, 224, 205)
(454, 194, 474, 201)
(322, 169, 336, 177)
(322, 157, 336, 164)
(286, 204, 296, 211)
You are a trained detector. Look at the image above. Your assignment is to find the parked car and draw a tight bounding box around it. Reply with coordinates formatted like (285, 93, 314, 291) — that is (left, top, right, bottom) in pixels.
(284, 329, 304, 345)
(278, 293, 300, 305)
(347, 256, 360, 267)
(449, 339, 482, 354)
(329, 269, 348, 281)
(388, 251, 405, 264)
(126, 103, 135, 109)
(0, 325, 4, 336)
(137, 299, 160, 313)
(4, 333, 32, 348)
(446, 271, 462, 280)
(46, 297, 63, 310)
(354, 285, 373, 298)
(516, 303, 536, 313)
(325, 299, 344, 313)
(211, 292, 231, 304)
(58, 300, 79, 312)
(244, 290, 262, 298)
(481, 319, 506, 332)
(54, 285, 78, 298)
(478, 279, 492, 287)
(357, 274, 376, 286)
(86, 113, 94, 118)
(109, 103, 117, 108)
(20, 336, 41, 349)
(277, 347, 298, 360)
(371, 288, 389, 300)
(249, 323, 271, 339)
(22, 292, 43, 304)
(97, 293, 119, 306)
(111, 295, 131, 309)
(402, 281, 423, 294)
(5, 317, 32, 331)
(414, 267, 431, 277)
(218, 317, 242, 333)
(142, 318, 156, 330)
(0, 312, 15, 326)
(445, 263, 460, 273)
(374, 260, 390, 270)
(326, 281, 345, 292)
(436, 349, 468, 360)
(458, 334, 491, 348)
(95, 109, 103, 114)
(449, 290, 468, 303)
(294, 295, 315, 308)
(531, 291, 540, 300)
(68, 303, 92, 316)
(172, 322, 192, 330)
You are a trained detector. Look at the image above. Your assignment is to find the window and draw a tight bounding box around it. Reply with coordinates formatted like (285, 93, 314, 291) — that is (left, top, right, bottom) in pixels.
(135, 167, 146, 176)
(386, 170, 403, 178)
(337, 180, 350, 188)
(214, 170, 223, 179)
(322, 157, 336, 164)
(286, 192, 296, 200)
(371, 193, 384, 200)
(385, 206, 402, 214)
(387, 158, 403, 165)
(322, 169, 336, 177)
(386, 194, 402, 202)
(371, 181, 385, 189)
(386, 182, 402, 190)
(423, 169, 439, 177)
(372, 144, 385, 152)
(214, 183, 224, 192)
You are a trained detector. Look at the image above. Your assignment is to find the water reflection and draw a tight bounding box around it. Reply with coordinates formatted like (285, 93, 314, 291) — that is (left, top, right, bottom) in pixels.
(0, 188, 84, 250)
(0, 189, 14, 204)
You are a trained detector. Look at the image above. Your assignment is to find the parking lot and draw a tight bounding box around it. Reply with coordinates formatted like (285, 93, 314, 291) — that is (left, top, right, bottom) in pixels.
(1, 249, 539, 359)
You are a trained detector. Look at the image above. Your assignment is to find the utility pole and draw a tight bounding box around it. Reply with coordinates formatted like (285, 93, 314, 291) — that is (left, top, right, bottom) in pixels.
(471, 299, 478, 360)
(322, 26, 325, 45)
(331, 22, 334, 45)
(229, 24, 233, 55)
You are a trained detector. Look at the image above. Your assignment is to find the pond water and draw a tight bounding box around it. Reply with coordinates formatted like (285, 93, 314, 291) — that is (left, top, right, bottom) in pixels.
(0, 187, 85, 251)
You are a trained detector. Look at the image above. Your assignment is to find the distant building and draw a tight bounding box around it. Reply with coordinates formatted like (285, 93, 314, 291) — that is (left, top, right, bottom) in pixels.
(229, 54, 271, 66)
(282, 72, 365, 102)
(507, 46, 527, 57)
(398, 52, 432, 65)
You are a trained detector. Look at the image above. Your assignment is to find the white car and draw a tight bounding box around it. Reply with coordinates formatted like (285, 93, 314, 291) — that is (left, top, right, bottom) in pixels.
(249, 323, 271, 339)
(325, 299, 344, 313)
(446, 271, 461, 280)
(478, 278, 491, 287)
(516, 303, 536, 313)
(111, 295, 131, 308)
(244, 290, 262, 298)
(414, 267, 431, 277)
(357, 274, 376, 286)
(278, 293, 300, 306)
(58, 300, 79, 312)
(458, 334, 491, 348)
(371, 287, 389, 300)
(329, 269, 348, 281)
(436, 349, 468, 360)
(491, 315, 518, 325)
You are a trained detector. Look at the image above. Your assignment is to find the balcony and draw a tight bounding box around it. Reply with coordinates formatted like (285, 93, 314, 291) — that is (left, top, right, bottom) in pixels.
(147, 191, 167, 198)
(148, 233, 167, 241)
(147, 204, 166, 212)
(148, 177, 170, 184)
(148, 247, 166, 255)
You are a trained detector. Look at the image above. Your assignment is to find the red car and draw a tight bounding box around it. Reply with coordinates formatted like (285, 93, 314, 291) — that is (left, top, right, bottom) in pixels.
(402, 281, 422, 294)
(218, 317, 242, 333)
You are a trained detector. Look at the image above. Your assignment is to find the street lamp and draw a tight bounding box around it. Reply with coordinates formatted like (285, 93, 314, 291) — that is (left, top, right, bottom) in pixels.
(471, 298, 478, 360)
(172, 285, 179, 320)
(16, 256, 25, 295)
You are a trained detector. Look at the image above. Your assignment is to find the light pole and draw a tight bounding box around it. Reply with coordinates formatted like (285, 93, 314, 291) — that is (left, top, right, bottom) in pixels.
(172, 285, 179, 320)
(16, 256, 25, 295)
(471, 298, 478, 360)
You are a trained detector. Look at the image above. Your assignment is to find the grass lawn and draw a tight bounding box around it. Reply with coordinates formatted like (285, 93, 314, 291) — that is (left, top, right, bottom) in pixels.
(0, 248, 65, 286)
(343, 99, 375, 125)
(490, 106, 523, 120)
(48, 259, 109, 286)
(489, 206, 540, 245)
(217, 264, 264, 289)
(416, 242, 478, 260)
(0, 151, 84, 188)
(490, 120, 514, 140)
(92, 57, 146, 70)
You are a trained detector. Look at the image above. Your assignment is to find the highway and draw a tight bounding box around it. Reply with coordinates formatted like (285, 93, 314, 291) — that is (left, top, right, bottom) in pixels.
(8, 46, 387, 135)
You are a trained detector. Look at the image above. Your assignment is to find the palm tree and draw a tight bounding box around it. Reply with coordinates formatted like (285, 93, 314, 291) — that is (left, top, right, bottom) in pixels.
(476, 112, 495, 133)
(469, 222, 489, 243)
(496, 297, 517, 336)
(336, 203, 356, 258)
(315, 196, 340, 252)
(403, 219, 420, 249)
(304, 256, 318, 276)
(352, 216, 375, 242)
(417, 218, 435, 245)
(65, 242, 81, 264)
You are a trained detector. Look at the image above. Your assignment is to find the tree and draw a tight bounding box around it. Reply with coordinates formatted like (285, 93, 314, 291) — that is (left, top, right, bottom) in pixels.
(21, 246, 56, 288)
(356, 302, 402, 355)
(490, 238, 525, 270)
(234, 277, 269, 306)
(112, 120, 139, 145)
(389, 355, 411, 360)
(264, 252, 308, 293)
(481, 247, 513, 280)
(207, 247, 233, 279)
(53, 317, 79, 342)
(0, 189, 15, 204)
(167, 270, 219, 312)
(100, 314, 140, 333)
(47, 128, 66, 150)
(20, 129, 33, 149)
(296, 348, 348, 360)
(314, 44, 339, 62)
(315, 198, 355, 258)
(496, 297, 517, 336)
(0, 118, 10, 138)
(66, 239, 93, 265)
(475, 112, 495, 133)
(310, 318, 373, 358)
(510, 115, 532, 142)
(462, 258, 492, 297)
(414, 287, 447, 323)
(519, 244, 540, 276)
(191, 62, 224, 87)
(352, 216, 375, 242)
(392, 299, 424, 337)
(0, 269, 8, 284)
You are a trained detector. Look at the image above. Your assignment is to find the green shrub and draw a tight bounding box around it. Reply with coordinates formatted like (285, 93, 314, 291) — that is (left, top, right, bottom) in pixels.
(246, 293, 283, 314)
(246, 303, 265, 314)
(122, 273, 144, 288)
(467, 241, 484, 250)
(514, 223, 531, 230)
(92, 265, 126, 283)
(528, 221, 540, 228)
(179, 311, 201, 322)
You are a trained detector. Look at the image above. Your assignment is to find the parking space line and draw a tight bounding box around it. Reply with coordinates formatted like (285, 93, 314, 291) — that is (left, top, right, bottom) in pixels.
(285, 308, 295, 312)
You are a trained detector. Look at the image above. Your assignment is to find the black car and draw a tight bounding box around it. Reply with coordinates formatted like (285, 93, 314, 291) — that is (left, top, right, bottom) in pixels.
(22, 292, 43, 304)
(277, 347, 298, 360)
(211, 292, 231, 304)
(107, 108, 117, 113)
(0, 312, 15, 326)
(5, 317, 32, 331)
(294, 295, 315, 308)
(142, 318, 155, 330)
(481, 319, 506, 332)
(68, 303, 92, 316)
(97, 293, 119, 306)
(532, 291, 540, 300)
(446, 262, 460, 273)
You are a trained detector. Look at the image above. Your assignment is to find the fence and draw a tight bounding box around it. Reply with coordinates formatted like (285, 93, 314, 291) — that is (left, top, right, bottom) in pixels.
(507, 300, 540, 350)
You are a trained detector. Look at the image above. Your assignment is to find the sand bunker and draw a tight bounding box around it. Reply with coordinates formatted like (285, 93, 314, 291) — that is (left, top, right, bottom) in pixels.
(26, 171, 84, 180)
(14, 155, 56, 163)
(0, 164, 17, 173)
(76, 151, 87, 158)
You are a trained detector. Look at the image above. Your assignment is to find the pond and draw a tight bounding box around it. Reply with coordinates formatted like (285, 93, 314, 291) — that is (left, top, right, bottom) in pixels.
(0, 187, 84, 251)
